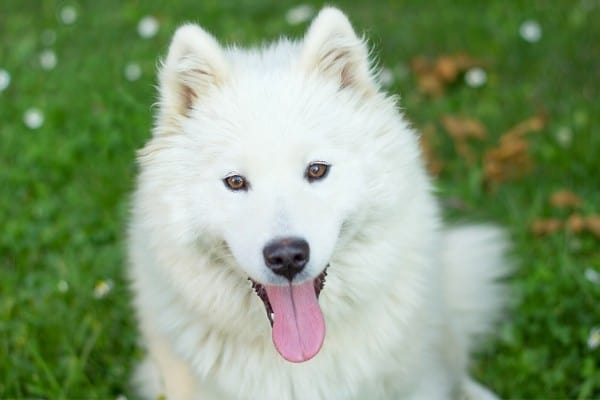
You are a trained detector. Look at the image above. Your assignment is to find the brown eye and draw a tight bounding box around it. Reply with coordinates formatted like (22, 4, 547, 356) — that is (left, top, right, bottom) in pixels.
(224, 174, 248, 191)
(305, 162, 330, 182)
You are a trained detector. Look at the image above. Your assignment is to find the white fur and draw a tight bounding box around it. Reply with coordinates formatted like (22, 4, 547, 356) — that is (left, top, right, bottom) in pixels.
(128, 7, 508, 400)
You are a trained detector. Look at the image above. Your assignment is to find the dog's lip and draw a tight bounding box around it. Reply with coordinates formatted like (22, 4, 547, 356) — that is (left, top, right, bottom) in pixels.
(249, 265, 328, 326)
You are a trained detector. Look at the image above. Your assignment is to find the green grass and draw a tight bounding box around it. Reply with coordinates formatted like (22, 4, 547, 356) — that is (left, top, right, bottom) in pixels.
(1, 0, 599, 398)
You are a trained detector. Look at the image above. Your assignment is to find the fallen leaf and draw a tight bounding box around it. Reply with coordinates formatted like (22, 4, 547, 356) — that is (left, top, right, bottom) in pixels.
(418, 73, 445, 96)
(492, 138, 530, 160)
(434, 56, 459, 82)
(503, 115, 547, 140)
(411, 56, 444, 96)
(550, 190, 581, 209)
(441, 115, 487, 141)
(451, 53, 481, 70)
(441, 115, 487, 164)
(411, 53, 484, 97)
(531, 218, 562, 235)
(484, 138, 532, 184)
(585, 215, 600, 237)
(482, 114, 546, 187)
(566, 214, 586, 233)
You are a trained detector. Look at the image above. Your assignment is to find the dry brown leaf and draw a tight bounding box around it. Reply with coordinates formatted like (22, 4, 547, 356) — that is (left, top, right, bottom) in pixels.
(503, 115, 547, 140)
(550, 190, 581, 209)
(585, 215, 600, 237)
(441, 115, 487, 165)
(483, 138, 532, 184)
(441, 115, 487, 141)
(451, 53, 481, 70)
(490, 138, 529, 160)
(411, 53, 483, 97)
(434, 56, 459, 82)
(418, 73, 445, 96)
(483, 161, 503, 182)
(482, 114, 546, 187)
(531, 218, 562, 235)
(566, 214, 586, 234)
(411, 56, 443, 96)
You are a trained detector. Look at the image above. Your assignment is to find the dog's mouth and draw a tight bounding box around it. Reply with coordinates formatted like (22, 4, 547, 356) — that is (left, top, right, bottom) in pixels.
(250, 267, 328, 325)
(249, 266, 328, 363)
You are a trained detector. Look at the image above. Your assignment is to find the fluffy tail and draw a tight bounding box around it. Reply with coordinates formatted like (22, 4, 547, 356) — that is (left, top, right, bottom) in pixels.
(442, 225, 510, 354)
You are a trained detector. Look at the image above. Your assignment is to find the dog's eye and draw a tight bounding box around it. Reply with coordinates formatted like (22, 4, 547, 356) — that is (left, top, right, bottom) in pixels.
(305, 162, 330, 182)
(223, 174, 248, 191)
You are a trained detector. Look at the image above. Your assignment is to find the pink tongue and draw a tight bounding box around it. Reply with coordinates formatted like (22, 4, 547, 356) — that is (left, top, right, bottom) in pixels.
(264, 280, 325, 363)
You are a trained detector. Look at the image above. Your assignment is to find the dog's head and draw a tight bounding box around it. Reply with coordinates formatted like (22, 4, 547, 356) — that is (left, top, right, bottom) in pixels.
(138, 8, 424, 362)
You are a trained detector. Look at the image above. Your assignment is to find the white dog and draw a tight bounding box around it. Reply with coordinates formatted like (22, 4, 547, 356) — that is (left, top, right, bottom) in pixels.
(128, 7, 508, 399)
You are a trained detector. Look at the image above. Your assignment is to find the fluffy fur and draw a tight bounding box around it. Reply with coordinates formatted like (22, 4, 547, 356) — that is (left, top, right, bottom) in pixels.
(128, 7, 508, 399)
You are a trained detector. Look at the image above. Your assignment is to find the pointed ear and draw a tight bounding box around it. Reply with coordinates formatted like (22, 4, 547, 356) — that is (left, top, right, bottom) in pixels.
(299, 7, 376, 96)
(157, 24, 229, 123)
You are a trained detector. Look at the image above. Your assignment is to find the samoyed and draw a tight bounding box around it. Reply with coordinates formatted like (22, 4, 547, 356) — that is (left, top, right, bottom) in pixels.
(128, 7, 508, 400)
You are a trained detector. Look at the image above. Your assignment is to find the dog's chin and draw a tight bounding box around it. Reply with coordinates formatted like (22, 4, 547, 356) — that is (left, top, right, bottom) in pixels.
(249, 265, 328, 326)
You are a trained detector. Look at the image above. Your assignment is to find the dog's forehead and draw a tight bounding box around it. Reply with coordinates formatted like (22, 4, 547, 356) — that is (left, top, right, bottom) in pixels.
(187, 42, 382, 158)
(218, 42, 344, 123)
(208, 80, 336, 144)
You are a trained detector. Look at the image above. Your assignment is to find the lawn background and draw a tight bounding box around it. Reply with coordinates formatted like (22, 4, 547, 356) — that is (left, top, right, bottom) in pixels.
(1, 0, 599, 398)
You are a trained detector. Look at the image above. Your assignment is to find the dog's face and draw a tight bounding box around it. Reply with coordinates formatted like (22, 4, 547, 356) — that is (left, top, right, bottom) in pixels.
(138, 8, 423, 362)
(146, 8, 386, 286)
(183, 81, 367, 287)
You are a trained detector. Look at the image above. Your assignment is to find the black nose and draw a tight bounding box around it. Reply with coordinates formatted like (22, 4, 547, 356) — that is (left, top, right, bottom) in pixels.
(263, 237, 310, 281)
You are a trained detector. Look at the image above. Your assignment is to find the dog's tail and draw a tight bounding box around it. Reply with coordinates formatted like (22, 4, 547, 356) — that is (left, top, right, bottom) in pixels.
(441, 225, 510, 356)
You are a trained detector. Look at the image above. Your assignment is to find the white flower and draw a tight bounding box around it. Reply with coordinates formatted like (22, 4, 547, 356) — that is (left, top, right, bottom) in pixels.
(588, 327, 600, 350)
(115, 395, 127, 400)
(138, 16, 160, 39)
(465, 67, 487, 88)
(555, 126, 573, 148)
(94, 279, 114, 299)
(124, 62, 142, 81)
(60, 5, 78, 25)
(585, 268, 599, 284)
(519, 20, 542, 43)
(23, 108, 44, 129)
(57, 280, 69, 293)
(40, 49, 57, 70)
(0, 69, 10, 92)
(285, 5, 314, 25)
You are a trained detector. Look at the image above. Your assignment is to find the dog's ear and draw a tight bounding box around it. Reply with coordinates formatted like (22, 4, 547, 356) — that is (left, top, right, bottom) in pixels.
(300, 7, 375, 96)
(157, 24, 229, 123)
